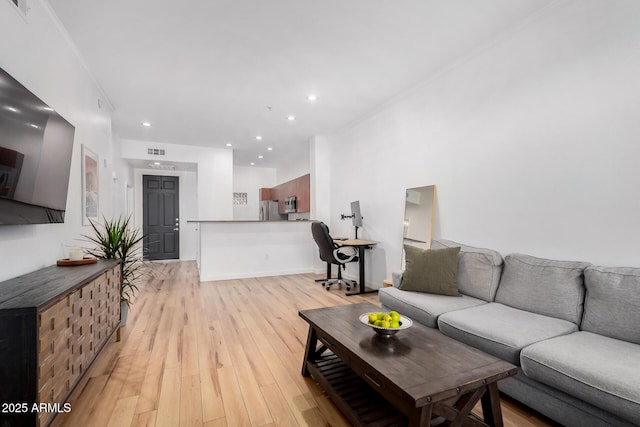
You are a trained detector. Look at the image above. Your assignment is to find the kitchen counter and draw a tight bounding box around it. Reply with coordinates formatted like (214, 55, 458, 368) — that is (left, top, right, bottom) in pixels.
(193, 220, 316, 281)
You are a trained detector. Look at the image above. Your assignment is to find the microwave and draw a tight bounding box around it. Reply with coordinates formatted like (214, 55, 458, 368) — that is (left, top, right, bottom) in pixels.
(284, 196, 297, 213)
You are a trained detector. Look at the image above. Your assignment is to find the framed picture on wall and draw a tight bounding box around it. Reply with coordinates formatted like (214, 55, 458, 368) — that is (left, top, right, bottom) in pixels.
(82, 145, 99, 225)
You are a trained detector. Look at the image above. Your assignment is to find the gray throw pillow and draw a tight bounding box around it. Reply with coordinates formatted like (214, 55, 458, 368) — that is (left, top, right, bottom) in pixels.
(400, 245, 461, 296)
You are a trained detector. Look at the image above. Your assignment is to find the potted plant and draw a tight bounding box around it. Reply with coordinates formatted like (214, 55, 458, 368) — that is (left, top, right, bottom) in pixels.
(84, 215, 148, 326)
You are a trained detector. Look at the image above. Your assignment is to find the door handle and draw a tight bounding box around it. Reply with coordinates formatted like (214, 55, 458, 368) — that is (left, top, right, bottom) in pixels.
(173, 228, 179, 231)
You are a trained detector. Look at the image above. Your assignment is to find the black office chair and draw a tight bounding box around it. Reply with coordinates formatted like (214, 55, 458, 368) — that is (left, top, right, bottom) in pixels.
(311, 221, 358, 291)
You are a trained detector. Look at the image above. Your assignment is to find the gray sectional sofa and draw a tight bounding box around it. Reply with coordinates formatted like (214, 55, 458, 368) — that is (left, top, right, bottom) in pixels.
(379, 239, 640, 427)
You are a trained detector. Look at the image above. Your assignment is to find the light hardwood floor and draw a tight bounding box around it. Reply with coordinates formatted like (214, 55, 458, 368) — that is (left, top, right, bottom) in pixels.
(52, 261, 557, 427)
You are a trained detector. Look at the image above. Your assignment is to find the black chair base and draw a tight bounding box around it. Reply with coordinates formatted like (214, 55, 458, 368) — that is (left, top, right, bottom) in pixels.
(322, 264, 355, 291)
(322, 278, 356, 291)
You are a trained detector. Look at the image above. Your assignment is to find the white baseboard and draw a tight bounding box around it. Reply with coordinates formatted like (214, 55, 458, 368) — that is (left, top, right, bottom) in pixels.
(199, 268, 314, 282)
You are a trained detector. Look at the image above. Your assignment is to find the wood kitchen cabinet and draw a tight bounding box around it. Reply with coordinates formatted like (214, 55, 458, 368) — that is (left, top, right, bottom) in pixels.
(0, 260, 120, 427)
(267, 173, 310, 214)
(259, 188, 272, 201)
(293, 173, 310, 213)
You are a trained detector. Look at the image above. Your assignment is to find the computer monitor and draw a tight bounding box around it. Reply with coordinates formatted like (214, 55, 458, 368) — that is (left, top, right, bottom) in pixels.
(351, 201, 363, 227)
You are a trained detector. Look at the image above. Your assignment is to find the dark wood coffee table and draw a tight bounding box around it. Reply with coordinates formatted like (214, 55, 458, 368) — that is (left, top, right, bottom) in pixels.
(300, 303, 517, 427)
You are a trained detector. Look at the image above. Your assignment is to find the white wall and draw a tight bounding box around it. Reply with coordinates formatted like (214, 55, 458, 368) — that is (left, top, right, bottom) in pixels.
(274, 140, 311, 184)
(111, 137, 133, 218)
(309, 136, 333, 273)
(233, 166, 277, 220)
(321, 1, 640, 288)
(120, 139, 233, 220)
(0, 1, 120, 282)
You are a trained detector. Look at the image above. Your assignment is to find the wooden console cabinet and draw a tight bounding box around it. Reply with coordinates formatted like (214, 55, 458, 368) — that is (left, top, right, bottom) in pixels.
(0, 260, 120, 427)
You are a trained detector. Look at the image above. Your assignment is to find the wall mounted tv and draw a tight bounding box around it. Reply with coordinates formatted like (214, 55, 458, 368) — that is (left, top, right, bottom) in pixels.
(0, 67, 75, 225)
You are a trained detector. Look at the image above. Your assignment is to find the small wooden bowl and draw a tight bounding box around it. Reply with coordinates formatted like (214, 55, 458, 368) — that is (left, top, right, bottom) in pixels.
(57, 257, 98, 266)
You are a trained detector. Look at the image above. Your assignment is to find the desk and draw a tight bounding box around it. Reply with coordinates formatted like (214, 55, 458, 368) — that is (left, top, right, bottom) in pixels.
(334, 239, 378, 296)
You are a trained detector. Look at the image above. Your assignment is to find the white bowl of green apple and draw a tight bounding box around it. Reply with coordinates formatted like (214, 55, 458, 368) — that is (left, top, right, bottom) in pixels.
(359, 311, 413, 336)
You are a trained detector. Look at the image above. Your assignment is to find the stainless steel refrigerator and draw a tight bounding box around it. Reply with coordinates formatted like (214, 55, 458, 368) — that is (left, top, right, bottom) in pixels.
(259, 200, 286, 221)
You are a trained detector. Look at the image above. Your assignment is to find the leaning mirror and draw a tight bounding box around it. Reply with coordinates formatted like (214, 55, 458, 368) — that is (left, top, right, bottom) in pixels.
(403, 185, 436, 250)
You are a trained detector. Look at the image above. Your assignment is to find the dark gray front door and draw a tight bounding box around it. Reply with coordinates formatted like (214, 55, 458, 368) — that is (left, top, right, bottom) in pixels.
(143, 175, 179, 260)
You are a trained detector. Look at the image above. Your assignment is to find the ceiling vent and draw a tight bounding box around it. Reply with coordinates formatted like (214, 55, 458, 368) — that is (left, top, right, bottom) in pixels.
(147, 148, 166, 156)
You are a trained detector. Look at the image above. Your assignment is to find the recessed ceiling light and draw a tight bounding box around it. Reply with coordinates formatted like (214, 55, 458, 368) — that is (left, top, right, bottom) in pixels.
(226, 143, 232, 147)
(267, 147, 273, 151)
(258, 155, 263, 159)
(142, 122, 152, 127)
(255, 135, 263, 140)
(6, 106, 18, 113)
(154, 162, 161, 165)
(287, 115, 296, 121)
(43, 107, 54, 112)
(250, 162, 255, 166)
(306, 94, 318, 102)
(29, 123, 39, 129)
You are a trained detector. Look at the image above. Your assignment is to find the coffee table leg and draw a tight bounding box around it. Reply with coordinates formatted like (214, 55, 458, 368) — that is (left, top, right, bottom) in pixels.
(409, 405, 432, 427)
(301, 325, 318, 377)
(480, 383, 504, 427)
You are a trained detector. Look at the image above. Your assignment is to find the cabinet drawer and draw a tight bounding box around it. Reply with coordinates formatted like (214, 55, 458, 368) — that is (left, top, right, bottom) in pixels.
(39, 296, 71, 347)
(349, 358, 413, 414)
(38, 295, 72, 401)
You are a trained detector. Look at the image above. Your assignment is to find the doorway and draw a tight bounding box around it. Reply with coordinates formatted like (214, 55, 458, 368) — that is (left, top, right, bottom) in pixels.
(143, 175, 180, 260)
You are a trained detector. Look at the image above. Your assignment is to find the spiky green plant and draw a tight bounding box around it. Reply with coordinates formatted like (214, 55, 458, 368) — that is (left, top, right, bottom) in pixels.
(84, 215, 148, 306)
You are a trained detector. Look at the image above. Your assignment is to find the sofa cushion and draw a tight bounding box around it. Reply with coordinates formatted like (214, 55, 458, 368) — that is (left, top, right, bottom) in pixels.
(521, 331, 640, 425)
(437, 303, 578, 365)
(399, 245, 461, 296)
(582, 266, 640, 345)
(495, 254, 590, 324)
(379, 286, 486, 328)
(431, 239, 503, 301)
(391, 270, 403, 288)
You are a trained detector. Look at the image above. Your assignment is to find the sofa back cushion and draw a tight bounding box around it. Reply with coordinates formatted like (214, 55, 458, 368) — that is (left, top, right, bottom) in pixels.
(495, 254, 590, 324)
(431, 239, 503, 301)
(582, 266, 640, 345)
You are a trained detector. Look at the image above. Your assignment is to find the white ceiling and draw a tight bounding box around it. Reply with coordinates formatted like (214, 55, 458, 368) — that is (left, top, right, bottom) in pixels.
(48, 0, 555, 169)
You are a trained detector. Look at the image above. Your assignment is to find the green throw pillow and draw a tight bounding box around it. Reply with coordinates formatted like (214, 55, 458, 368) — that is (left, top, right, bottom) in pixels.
(399, 245, 461, 296)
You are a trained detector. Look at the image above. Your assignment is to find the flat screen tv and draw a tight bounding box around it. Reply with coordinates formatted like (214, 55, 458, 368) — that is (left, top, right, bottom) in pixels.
(0, 67, 75, 225)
